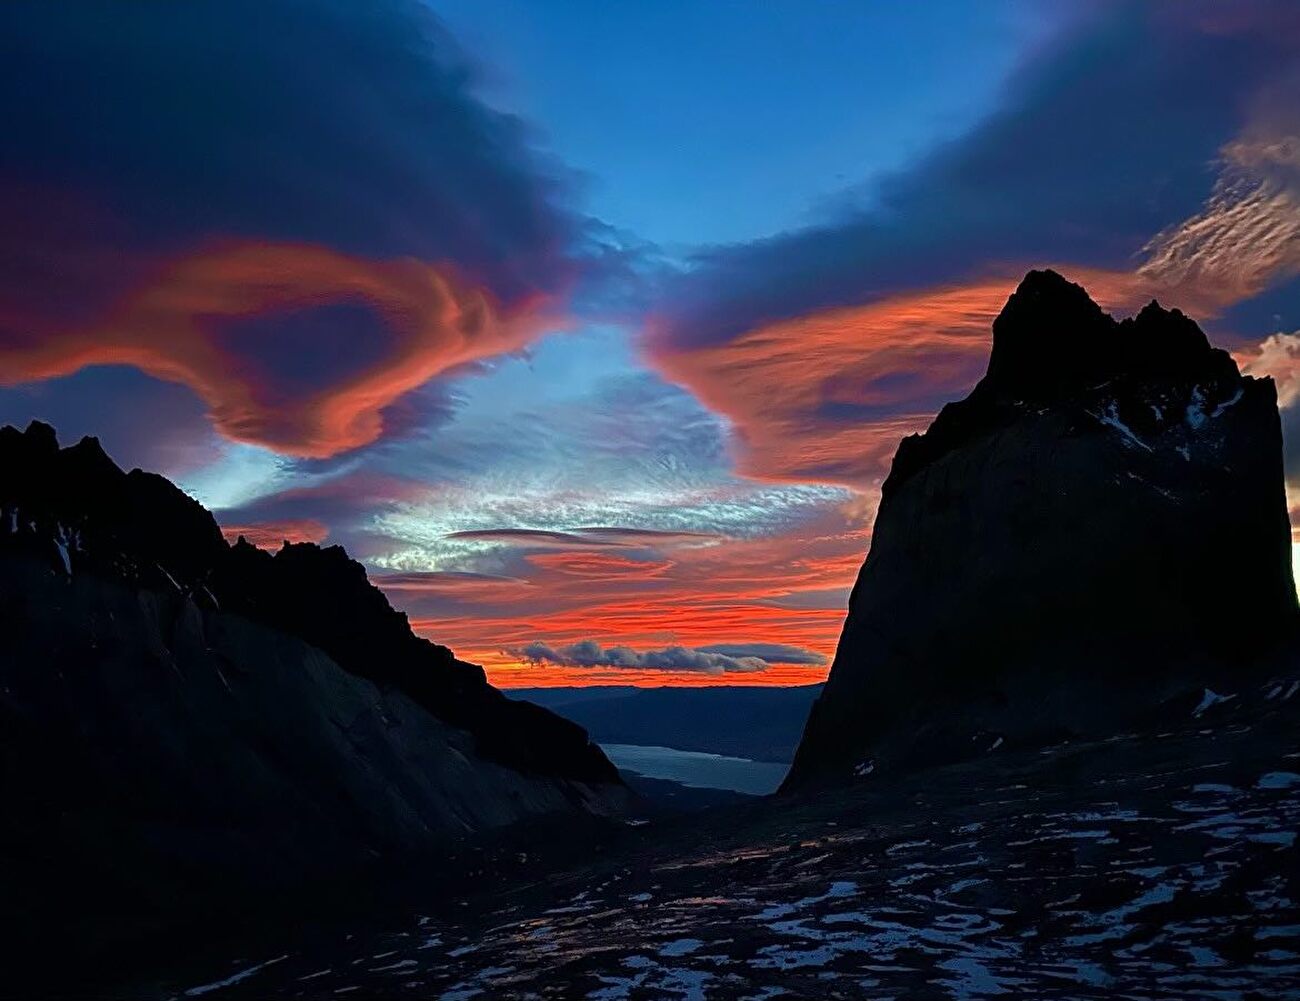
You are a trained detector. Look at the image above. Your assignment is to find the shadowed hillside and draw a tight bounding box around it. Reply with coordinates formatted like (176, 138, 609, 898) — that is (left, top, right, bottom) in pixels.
(0, 423, 626, 989)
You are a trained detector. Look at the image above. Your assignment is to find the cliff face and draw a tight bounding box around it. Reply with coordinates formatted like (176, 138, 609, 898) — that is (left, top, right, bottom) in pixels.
(0, 423, 626, 960)
(785, 271, 1298, 790)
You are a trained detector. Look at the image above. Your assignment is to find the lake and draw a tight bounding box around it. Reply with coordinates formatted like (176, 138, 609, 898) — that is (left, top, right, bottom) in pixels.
(600, 743, 789, 796)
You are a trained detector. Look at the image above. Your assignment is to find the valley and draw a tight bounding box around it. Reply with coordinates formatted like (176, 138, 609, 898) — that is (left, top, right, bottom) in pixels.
(157, 680, 1300, 999)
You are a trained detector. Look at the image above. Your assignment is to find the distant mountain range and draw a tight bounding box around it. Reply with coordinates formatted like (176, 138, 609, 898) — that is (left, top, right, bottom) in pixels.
(786, 270, 1299, 789)
(515, 684, 823, 763)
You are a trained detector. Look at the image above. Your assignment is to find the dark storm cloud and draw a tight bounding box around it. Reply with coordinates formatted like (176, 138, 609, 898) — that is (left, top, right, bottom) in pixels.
(0, 1, 617, 457)
(0, 0, 577, 295)
(643, 1, 1300, 492)
(656, 0, 1299, 351)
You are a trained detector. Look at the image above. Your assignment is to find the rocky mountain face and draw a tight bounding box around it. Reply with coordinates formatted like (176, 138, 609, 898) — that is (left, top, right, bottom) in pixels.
(0, 422, 625, 977)
(785, 270, 1299, 790)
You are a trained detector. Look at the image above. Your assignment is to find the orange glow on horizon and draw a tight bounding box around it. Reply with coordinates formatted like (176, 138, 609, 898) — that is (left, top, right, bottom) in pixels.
(393, 516, 864, 688)
(433, 268, 1236, 688)
(483, 659, 829, 689)
(389, 267, 1261, 689)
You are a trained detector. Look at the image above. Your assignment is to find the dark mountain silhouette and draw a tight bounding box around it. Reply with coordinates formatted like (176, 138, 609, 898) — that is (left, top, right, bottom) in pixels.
(0, 420, 618, 783)
(785, 270, 1299, 790)
(0, 423, 625, 980)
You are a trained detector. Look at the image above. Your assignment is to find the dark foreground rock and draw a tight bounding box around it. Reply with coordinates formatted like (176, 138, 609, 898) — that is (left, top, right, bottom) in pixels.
(145, 669, 1300, 1000)
(786, 271, 1298, 790)
(0, 423, 626, 990)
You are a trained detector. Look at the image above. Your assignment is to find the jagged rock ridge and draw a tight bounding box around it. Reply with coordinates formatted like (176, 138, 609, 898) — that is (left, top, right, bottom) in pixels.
(785, 270, 1298, 790)
(0, 421, 618, 782)
(0, 423, 626, 973)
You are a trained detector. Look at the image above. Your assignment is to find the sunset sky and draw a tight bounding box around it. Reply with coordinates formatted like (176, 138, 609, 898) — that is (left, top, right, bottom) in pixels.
(2, 1, 1298, 686)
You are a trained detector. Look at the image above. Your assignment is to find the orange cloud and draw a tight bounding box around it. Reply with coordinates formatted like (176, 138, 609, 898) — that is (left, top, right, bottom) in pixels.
(526, 550, 675, 579)
(0, 240, 555, 458)
(1240, 332, 1300, 406)
(220, 518, 329, 549)
(648, 269, 1150, 491)
(648, 112, 1300, 495)
(385, 510, 867, 688)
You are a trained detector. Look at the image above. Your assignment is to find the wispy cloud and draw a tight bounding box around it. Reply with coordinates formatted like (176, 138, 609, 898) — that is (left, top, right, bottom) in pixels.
(446, 527, 716, 548)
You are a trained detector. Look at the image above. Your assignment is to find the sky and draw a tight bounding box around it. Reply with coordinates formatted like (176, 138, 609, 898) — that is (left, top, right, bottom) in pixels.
(1, 1, 1298, 687)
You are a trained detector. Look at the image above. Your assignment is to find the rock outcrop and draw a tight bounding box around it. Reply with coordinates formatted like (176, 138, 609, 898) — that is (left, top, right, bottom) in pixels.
(0, 423, 626, 969)
(784, 270, 1298, 789)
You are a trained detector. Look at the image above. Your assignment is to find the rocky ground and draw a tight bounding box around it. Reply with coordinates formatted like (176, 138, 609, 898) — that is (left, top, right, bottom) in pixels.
(134, 677, 1300, 1001)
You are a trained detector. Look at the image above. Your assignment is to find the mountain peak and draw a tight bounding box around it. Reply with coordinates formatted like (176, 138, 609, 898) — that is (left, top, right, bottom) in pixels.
(786, 274, 1296, 789)
(889, 272, 1241, 494)
(63, 434, 125, 482)
(983, 270, 1114, 396)
(982, 271, 1231, 401)
(1118, 298, 1219, 379)
(1002, 268, 1105, 321)
(14, 419, 59, 456)
(0, 421, 619, 785)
